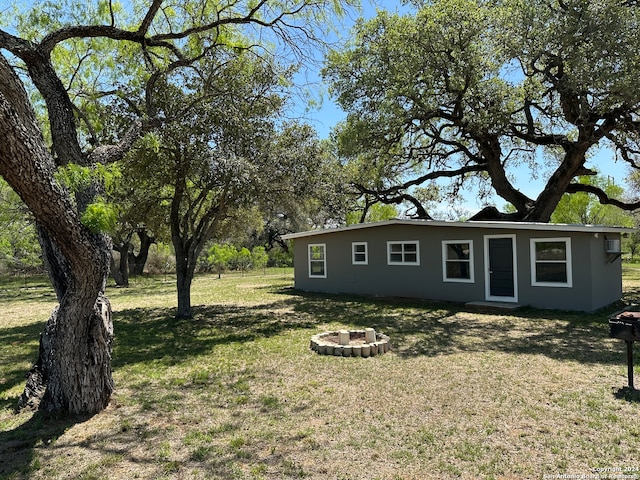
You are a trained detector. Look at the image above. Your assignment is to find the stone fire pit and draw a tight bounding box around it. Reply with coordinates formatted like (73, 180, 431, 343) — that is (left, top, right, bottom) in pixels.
(310, 328, 391, 357)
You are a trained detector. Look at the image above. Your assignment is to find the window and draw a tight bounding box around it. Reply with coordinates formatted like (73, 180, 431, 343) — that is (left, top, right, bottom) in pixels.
(308, 244, 327, 278)
(530, 238, 572, 287)
(442, 240, 474, 283)
(387, 241, 420, 265)
(352, 242, 368, 265)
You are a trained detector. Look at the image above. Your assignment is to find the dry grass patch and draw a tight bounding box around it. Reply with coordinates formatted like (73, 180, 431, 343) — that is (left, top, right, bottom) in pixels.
(1, 269, 639, 479)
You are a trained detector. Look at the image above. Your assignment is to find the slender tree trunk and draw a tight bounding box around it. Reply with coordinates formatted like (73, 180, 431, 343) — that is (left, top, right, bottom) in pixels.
(170, 160, 194, 318)
(129, 229, 155, 276)
(111, 233, 131, 287)
(119, 248, 130, 286)
(110, 249, 130, 287)
(173, 236, 194, 318)
(176, 267, 193, 318)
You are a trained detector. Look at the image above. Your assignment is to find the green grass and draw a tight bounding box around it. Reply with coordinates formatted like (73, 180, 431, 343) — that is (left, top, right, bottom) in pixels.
(1, 268, 640, 479)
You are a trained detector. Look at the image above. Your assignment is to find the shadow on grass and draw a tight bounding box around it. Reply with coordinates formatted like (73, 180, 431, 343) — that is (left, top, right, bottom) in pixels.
(0, 321, 42, 411)
(2, 282, 638, 478)
(0, 411, 90, 478)
(282, 289, 632, 367)
(0, 276, 55, 305)
(613, 386, 640, 403)
(111, 300, 317, 369)
(0, 299, 316, 479)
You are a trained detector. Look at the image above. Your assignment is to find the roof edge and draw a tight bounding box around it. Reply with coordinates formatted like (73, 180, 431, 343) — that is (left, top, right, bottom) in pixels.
(281, 219, 635, 240)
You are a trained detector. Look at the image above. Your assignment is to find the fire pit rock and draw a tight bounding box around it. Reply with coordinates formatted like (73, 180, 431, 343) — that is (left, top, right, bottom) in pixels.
(310, 328, 391, 357)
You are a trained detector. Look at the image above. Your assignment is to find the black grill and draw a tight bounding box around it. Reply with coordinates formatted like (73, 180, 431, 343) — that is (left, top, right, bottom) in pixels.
(609, 310, 640, 390)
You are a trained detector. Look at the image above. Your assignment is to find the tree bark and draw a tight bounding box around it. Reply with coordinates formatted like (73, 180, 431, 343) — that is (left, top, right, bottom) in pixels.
(110, 248, 130, 287)
(111, 230, 134, 287)
(129, 228, 155, 276)
(0, 53, 114, 415)
(173, 233, 195, 318)
(176, 262, 193, 318)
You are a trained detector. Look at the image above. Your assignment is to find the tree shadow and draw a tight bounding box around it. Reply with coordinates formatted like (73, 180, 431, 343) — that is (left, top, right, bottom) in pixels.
(0, 297, 320, 479)
(0, 411, 90, 478)
(281, 289, 632, 368)
(613, 386, 640, 403)
(111, 300, 318, 369)
(0, 321, 42, 411)
(0, 276, 56, 304)
(2, 283, 637, 477)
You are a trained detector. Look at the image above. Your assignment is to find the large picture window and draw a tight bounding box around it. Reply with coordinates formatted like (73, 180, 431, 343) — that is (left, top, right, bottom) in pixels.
(352, 242, 368, 265)
(530, 238, 572, 287)
(387, 241, 420, 265)
(442, 240, 474, 283)
(308, 244, 327, 278)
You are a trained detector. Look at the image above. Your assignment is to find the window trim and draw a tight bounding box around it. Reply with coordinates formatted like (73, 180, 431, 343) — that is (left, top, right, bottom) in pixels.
(530, 237, 572, 288)
(387, 241, 420, 266)
(308, 243, 327, 278)
(352, 242, 368, 265)
(442, 240, 474, 283)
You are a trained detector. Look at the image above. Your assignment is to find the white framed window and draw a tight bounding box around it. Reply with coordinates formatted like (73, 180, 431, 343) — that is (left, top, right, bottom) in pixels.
(308, 244, 327, 278)
(387, 241, 420, 265)
(530, 238, 572, 287)
(442, 240, 474, 283)
(352, 242, 368, 265)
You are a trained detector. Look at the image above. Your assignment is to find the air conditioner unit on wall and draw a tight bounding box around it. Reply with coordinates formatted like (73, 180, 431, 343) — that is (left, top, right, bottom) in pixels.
(605, 238, 622, 254)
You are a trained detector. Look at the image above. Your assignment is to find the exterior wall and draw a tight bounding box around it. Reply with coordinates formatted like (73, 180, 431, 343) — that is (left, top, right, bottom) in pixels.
(515, 231, 622, 311)
(588, 233, 623, 311)
(290, 224, 624, 312)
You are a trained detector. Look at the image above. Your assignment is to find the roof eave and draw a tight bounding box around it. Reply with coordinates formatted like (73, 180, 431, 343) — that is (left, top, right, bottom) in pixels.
(280, 219, 635, 240)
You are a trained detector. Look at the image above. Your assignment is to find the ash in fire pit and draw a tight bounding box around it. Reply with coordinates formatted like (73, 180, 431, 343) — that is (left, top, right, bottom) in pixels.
(310, 328, 390, 357)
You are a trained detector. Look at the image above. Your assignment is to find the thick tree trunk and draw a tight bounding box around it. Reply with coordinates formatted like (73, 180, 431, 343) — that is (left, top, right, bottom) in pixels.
(0, 53, 114, 415)
(24, 293, 114, 413)
(20, 224, 114, 414)
(525, 147, 592, 223)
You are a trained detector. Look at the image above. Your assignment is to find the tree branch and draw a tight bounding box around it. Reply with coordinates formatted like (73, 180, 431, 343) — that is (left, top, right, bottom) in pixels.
(87, 120, 145, 165)
(353, 185, 433, 219)
(565, 183, 640, 211)
(138, 0, 164, 35)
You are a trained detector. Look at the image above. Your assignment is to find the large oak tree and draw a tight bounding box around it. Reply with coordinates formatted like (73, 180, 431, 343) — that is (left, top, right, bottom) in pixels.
(0, 0, 353, 415)
(324, 0, 640, 221)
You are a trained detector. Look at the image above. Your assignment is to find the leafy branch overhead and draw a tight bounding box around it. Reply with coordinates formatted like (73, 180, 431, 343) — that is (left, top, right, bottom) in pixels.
(0, 0, 354, 415)
(3, 0, 349, 168)
(324, 0, 640, 221)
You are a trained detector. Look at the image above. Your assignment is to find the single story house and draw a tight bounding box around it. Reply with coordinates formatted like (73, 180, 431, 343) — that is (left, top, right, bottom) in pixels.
(282, 219, 634, 312)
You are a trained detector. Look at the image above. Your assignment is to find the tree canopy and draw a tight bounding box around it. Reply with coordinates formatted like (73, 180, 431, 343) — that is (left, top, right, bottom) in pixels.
(124, 48, 343, 318)
(0, 0, 355, 415)
(324, 0, 640, 222)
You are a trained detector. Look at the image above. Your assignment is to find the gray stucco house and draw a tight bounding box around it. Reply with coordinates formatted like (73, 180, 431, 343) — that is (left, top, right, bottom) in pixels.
(282, 219, 633, 312)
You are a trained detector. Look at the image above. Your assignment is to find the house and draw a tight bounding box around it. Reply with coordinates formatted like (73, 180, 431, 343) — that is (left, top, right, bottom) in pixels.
(282, 219, 633, 312)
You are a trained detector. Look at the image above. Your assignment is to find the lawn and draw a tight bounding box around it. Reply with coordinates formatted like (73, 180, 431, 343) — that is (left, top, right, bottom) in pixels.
(1, 268, 639, 480)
